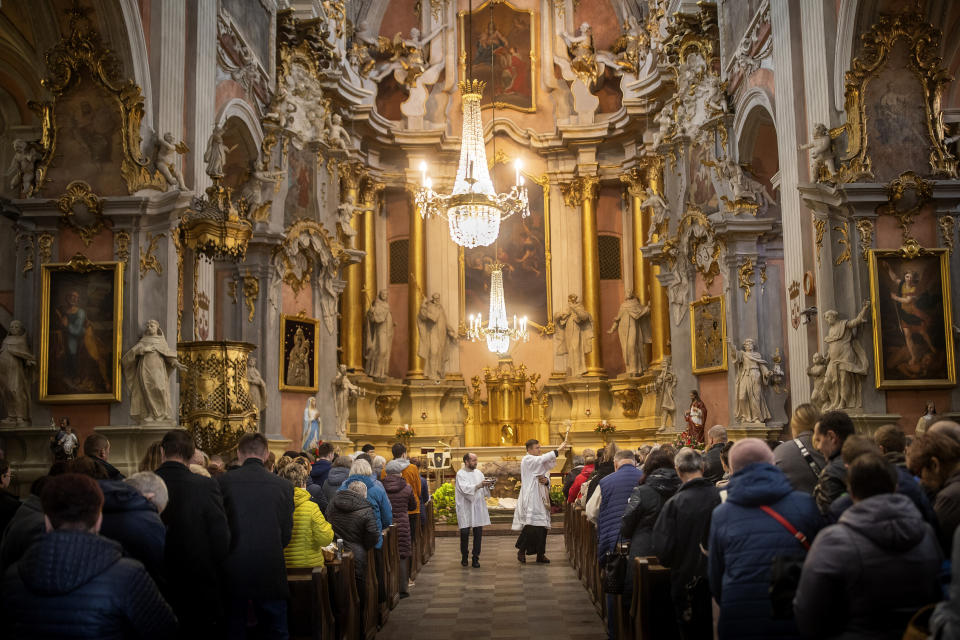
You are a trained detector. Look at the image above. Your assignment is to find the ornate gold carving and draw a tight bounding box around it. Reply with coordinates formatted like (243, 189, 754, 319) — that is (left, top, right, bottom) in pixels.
(834, 10, 957, 182)
(56, 181, 109, 246)
(338, 162, 367, 192)
(669, 206, 721, 286)
(30, 7, 165, 195)
(737, 259, 755, 303)
(612, 388, 642, 419)
(374, 395, 401, 425)
(114, 230, 130, 264)
(274, 218, 346, 295)
(938, 215, 956, 253)
(139, 232, 163, 279)
(882, 171, 933, 242)
(17, 231, 35, 275)
(227, 279, 238, 304)
(833, 222, 851, 265)
(37, 233, 54, 264)
(560, 176, 599, 207)
(813, 217, 827, 265)
(620, 167, 645, 197)
(461, 358, 548, 447)
(662, 2, 718, 66)
(855, 218, 875, 261)
(180, 184, 252, 262)
(242, 272, 259, 322)
(173, 225, 184, 341)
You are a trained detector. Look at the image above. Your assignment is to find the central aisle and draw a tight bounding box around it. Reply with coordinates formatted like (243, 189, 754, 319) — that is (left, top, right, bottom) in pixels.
(378, 534, 606, 639)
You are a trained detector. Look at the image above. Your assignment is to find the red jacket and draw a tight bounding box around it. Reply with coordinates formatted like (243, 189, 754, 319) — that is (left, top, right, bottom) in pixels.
(567, 463, 595, 503)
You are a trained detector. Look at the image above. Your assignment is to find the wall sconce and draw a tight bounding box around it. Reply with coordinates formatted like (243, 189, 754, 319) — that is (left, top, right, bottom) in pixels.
(420, 410, 428, 421)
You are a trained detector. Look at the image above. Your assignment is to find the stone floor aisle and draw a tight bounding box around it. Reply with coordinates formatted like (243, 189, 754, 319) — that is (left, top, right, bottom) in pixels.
(377, 535, 606, 640)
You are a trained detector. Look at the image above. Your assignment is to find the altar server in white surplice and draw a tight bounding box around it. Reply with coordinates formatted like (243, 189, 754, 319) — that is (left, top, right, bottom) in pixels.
(455, 452, 492, 568)
(512, 437, 570, 564)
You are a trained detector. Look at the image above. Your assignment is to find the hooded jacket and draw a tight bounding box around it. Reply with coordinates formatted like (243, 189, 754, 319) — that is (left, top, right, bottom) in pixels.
(380, 458, 421, 515)
(621, 467, 681, 560)
(567, 463, 595, 503)
(794, 493, 942, 640)
(338, 473, 393, 549)
(321, 465, 351, 506)
(98, 480, 165, 582)
(382, 474, 416, 557)
(813, 451, 847, 515)
(325, 490, 379, 573)
(652, 476, 720, 599)
(0, 530, 177, 639)
(708, 462, 822, 640)
(284, 486, 334, 569)
(596, 464, 645, 562)
(309, 458, 332, 487)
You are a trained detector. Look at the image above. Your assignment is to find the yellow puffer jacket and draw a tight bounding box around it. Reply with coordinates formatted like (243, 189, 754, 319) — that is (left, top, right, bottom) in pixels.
(284, 486, 335, 569)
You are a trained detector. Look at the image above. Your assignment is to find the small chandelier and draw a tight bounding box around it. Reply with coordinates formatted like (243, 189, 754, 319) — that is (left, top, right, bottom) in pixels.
(416, 80, 529, 248)
(466, 263, 528, 354)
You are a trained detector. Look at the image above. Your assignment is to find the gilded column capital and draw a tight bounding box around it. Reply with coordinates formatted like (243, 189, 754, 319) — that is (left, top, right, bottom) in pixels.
(560, 176, 599, 207)
(338, 161, 367, 192)
(620, 168, 646, 197)
(359, 177, 384, 206)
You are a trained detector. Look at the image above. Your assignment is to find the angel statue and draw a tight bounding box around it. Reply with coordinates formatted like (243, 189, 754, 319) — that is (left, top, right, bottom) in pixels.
(560, 22, 602, 86)
(799, 123, 837, 176)
(644, 187, 670, 243)
(156, 133, 189, 191)
(7, 139, 40, 197)
(325, 113, 354, 150)
(347, 20, 379, 77)
(372, 27, 441, 88)
(610, 15, 648, 75)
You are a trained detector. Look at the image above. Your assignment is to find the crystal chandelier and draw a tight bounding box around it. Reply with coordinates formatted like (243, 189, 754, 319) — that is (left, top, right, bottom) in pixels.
(415, 80, 529, 248)
(466, 263, 529, 354)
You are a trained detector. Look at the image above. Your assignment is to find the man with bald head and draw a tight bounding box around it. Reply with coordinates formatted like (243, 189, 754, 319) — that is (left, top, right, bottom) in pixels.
(929, 420, 960, 443)
(708, 438, 822, 639)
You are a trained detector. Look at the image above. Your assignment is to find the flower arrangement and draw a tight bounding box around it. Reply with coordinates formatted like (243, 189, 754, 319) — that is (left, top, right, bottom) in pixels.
(673, 429, 706, 451)
(594, 420, 617, 435)
(432, 482, 457, 524)
(549, 483, 565, 512)
(309, 441, 325, 459)
(395, 424, 415, 439)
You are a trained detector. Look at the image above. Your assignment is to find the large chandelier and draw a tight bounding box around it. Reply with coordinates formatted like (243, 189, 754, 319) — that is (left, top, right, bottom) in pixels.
(466, 263, 528, 354)
(416, 80, 529, 248)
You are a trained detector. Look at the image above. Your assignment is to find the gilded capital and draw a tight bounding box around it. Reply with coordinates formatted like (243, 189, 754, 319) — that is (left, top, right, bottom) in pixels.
(338, 162, 367, 192)
(620, 168, 645, 197)
(359, 177, 384, 206)
(561, 176, 599, 207)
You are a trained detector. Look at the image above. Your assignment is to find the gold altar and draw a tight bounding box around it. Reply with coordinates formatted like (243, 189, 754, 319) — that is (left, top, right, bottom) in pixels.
(462, 358, 551, 448)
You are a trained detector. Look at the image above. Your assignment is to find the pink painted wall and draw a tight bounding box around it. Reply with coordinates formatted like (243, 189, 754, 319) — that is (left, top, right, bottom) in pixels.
(574, 0, 621, 51)
(887, 389, 952, 434)
(385, 190, 410, 378)
(597, 186, 624, 377)
(698, 373, 730, 429)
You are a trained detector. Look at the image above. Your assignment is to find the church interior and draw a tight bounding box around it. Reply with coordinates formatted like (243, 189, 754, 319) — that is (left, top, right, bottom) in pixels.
(3, 0, 960, 637)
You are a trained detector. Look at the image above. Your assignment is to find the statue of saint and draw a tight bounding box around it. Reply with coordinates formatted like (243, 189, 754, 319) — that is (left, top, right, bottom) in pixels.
(247, 356, 267, 415)
(607, 290, 651, 375)
(333, 364, 364, 440)
(644, 187, 670, 243)
(807, 352, 831, 412)
(203, 125, 236, 180)
(302, 397, 320, 451)
(417, 293, 457, 380)
(555, 294, 594, 376)
(728, 338, 772, 424)
(287, 327, 311, 388)
(0, 320, 35, 423)
(684, 390, 707, 443)
(121, 320, 185, 424)
(653, 355, 677, 428)
(364, 289, 394, 380)
(821, 301, 871, 411)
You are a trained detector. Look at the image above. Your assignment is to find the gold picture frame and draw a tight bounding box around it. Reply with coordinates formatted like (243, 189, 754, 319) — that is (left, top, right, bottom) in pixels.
(279, 313, 320, 392)
(690, 295, 727, 375)
(868, 244, 955, 388)
(39, 255, 123, 403)
(458, 168, 553, 334)
(457, 0, 538, 113)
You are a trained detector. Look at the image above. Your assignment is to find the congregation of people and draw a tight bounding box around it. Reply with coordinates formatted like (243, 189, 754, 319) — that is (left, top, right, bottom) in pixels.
(567, 405, 960, 640)
(0, 430, 432, 639)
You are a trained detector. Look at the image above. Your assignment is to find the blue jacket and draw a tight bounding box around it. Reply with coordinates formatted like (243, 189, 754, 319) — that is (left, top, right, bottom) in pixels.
(338, 474, 393, 549)
(596, 465, 644, 562)
(309, 459, 332, 487)
(709, 462, 823, 640)
(98, 480, 166, 583)
(828, 466, 937, 527)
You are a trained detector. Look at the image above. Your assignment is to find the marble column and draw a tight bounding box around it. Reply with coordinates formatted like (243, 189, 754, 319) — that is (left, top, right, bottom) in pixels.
(646, 163, 671, 364)
(339, 163, 366, 370)
(562, 176, 603, 376)
(407, 188, 426, 378)
(187, 0, 217, 192)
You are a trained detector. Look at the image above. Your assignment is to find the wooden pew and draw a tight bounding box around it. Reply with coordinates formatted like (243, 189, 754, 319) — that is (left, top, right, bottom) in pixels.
(361, 551, 378, 640)
(326, 551, 359, 640)
(424, 504, 436, 560)
(287, 565, 335, 640)
(632, 557, 680, 640)
(379, 525, 400, 626)
(409, 516, 423, 579)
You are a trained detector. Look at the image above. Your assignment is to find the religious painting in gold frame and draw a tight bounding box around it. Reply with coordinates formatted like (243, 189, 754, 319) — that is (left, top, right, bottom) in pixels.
(279, 314, 320, 392)
(39, 256, 123, 403)
(690, 295, 727, 375)
(867, 245, 955, 389)
(459, 167, 553, 334)
(458, 0, 538, 113)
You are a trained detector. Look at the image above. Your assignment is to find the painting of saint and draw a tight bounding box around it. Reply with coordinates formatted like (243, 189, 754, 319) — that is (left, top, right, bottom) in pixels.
(690, 296, 727, 374)
(869, 250, 955, 388)
(41, 262, 122, 402)
(284, 148, 317, 224)
(463, 165, 549, 328)
(687, 143, 719, 210)
(459, 1, 536, 112)
(280, 315, 319, 392)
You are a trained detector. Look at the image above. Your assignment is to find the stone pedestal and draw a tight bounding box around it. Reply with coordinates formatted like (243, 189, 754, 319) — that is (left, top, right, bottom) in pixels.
(849, 412, 902, 436)
(727, 421, 783, 442)
(397, 378, 466, 447)
(350, 375, 404, 440)
(267, 436, 293, 460)
(0, 425, 61, 498)
(608, 373, 660, 440)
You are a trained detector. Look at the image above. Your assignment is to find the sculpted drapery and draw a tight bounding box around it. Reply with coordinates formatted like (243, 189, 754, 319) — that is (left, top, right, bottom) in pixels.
(555, 294, 593, 376)
(417, 293, 456, 380)
(121, 320, 182, 424)
(364, 289, 394, 379)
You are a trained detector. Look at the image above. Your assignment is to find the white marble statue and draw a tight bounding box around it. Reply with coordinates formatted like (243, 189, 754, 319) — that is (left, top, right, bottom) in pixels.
(336, 193, 359, 242)
(121, 320, 185, 424)
(203, 125, 236, 179)
(247, 356, 267, 414)
(156, 133, 188, 191)
(333, 364, 364, 440)
(799, 123, 837, 176)
(807, 352, 830, 412)
(560, 22, 601, 86)
(7, 139, 40, 197)
(728, 338, 772, 424)
(644, 187, 670, 243)
(821, 301, 871, 411)
(372, 27, 441, 87)
(325, 113, 354, 150)
(302, 397, 320, 451)
(607, 291, 651, 375)
(240, 164, 282, 210)
(652, 107, 673, 147)
(653, 355, 677, 428)
(364, 289, 394, 380)
(555, 294, 594, 376)
(0, 320, 36, 423)
(417, 293, 457, 380)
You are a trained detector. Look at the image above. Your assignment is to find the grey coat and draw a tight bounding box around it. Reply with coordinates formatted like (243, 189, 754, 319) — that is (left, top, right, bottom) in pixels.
(773, 432, 826, 494)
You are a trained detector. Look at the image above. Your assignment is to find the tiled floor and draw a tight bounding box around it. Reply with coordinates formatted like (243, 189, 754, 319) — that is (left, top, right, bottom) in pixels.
(378, 535, 606, 639)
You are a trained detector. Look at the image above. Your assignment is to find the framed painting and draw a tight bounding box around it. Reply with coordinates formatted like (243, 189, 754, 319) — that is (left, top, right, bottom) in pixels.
(39, 256, 123, 403)
(868, 247, 955, 388)
(279, 313, 319, 392)
(690, 295, 727, 374)
(459, 165, 553, 332)
(458, 0, 537, 113)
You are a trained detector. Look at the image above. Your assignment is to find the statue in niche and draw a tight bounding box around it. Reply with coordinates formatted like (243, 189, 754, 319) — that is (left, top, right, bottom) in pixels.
(203, 125, 237, 180)
(302, 396, 320, 451)
(333, 364, 364, 440)
(247, 356, 267, 415)
(607, 290, 651, 375)
(364, 289, 394, 380)
(156, 133, 189, 191)
(560, 22, 601, 86)
(807, 352, 831, 411)
(417, 293, 457, 380)
(644, 186, 670, 243)
(799, 123, 837, 176)
(336, 193, 359, 243)
(325, 113, 354, 150)
(555, 294, 594, 376)
(287, 327, 311, 387)
(7, 139, 40, 198)
(652, 355, 677, 429)
(728, 338, 772, 424)
(0, 320, 36, 423)
(821, 302, 871, 411)
(121, 320, 185, 424)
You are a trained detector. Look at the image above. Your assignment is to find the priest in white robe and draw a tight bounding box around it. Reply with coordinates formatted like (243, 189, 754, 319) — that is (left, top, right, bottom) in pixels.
(455, 452, 492, 568)
(512, 437, 570, 563)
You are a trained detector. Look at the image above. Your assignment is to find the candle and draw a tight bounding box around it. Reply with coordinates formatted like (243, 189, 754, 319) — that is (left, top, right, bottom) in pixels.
(419, 161, 427, 186)
(514, 159, 522, 186)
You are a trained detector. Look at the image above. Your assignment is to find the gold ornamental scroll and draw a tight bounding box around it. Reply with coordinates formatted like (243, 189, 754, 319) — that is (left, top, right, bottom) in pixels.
(646, 162, 670, 364)
(407, 187, 426, 378)
(621, 168, 653, 367)
(339, 163, 366, 370)
(562, 176, 604, 376)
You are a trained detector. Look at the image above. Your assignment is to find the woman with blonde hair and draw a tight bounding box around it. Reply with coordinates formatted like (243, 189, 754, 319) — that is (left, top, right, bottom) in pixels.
(139, 441, 163, 472)
(279, 462, 334, 568)
(772, 402, 826, 493)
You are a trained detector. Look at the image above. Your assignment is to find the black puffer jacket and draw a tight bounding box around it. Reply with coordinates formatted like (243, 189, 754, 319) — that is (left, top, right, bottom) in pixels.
(621, 467, 682, 560)
(98, 480, 165, 582)
(0, 530, 177, 639)
(326, 490, 379, 573)
(0, 494, 43, 572)
(321, 466, 351, 507)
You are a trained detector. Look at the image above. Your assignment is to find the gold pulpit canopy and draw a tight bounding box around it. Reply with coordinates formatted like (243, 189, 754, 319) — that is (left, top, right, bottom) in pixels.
(180, 183, 252, 262)
(462, 357, 549, 448)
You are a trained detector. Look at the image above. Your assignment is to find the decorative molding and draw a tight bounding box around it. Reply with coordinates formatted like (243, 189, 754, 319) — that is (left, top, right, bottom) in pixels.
(560, 176, 599, 207)
(114, 230, 130, 264)
(813, 217, 827, 264)
(737, 258, 755, 302)
(56, 181, 110, 246)
(37, 233, 54, 264)
(243, 272, 259, 322)
(939, 215, 955, 253)
(833, 222, 851, 266)
(17, 231, 35, 275)
(855, 218, 874, 261)
(139, 232, 164, 279)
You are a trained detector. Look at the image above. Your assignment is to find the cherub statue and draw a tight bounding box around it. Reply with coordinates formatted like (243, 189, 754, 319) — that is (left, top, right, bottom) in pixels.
(643, 186, 670, 243)
(807, 352, 831, 411)
(7, 139, 40, 197)
(239, 162, 282, 216)
(156, 133, 189, 192)
(325, 113, 354, 150)
(700, 74, 728, 116)
(652, 106, 673, 147)
(799, 123, 837, 176)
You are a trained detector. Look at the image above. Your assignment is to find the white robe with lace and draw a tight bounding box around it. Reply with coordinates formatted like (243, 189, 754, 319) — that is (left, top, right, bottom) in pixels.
(511, 451, 558, 530)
